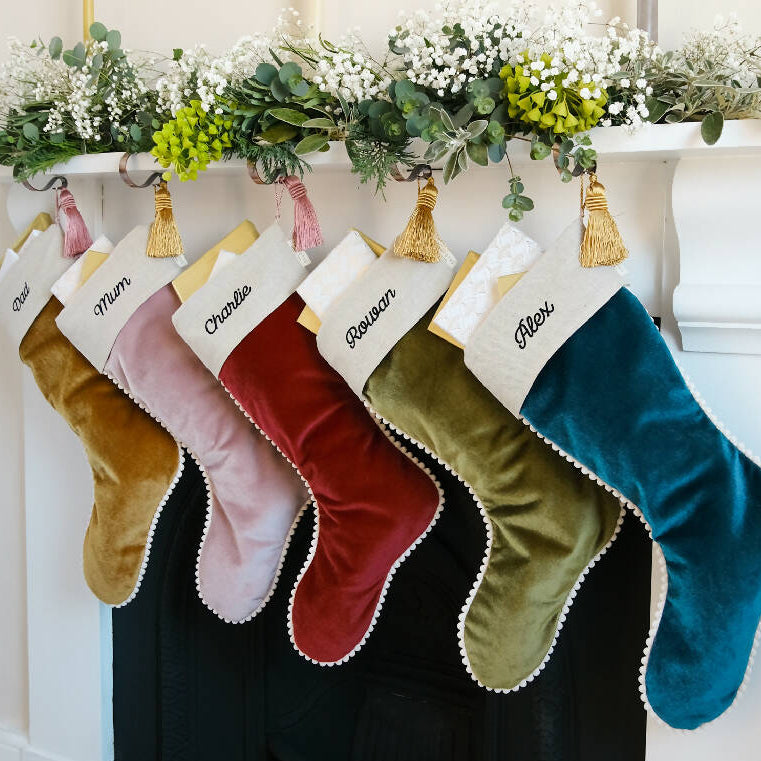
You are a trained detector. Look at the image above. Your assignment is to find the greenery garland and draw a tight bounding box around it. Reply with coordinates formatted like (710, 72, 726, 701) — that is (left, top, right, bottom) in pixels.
(1, 3, 760, 216)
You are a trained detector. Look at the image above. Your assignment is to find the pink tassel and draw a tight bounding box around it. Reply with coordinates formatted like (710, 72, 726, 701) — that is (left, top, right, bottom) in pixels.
(279, 175, 323, 251)
(57, 188, 93, 258)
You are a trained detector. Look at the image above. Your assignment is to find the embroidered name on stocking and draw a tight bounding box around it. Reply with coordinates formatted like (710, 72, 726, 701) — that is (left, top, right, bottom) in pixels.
(514, 301, 554, 350)
(345, 289, 396, 349)
(94, 277, 131, 317)
(205, 285, 252, 335)
(12, 282, 30, 312)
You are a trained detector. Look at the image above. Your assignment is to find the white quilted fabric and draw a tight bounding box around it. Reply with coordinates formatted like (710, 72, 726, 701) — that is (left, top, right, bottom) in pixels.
(433, 222, 542, 346)
(297, 230, 378, 319)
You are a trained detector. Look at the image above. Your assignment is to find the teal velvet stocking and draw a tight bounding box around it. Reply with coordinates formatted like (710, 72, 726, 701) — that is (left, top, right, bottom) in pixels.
(520, 288, 761, 730)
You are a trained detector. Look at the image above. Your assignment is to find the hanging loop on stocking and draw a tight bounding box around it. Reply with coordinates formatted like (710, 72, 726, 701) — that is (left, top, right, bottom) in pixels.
(278, 175, 323, 251)
(247, 162, 323, 251)
(393, 175, 442, 263)
(579, 170, 628, 268)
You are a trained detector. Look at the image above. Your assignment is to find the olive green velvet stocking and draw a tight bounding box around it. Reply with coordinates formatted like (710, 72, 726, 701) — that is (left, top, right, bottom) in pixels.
(363, 306, 624, 690)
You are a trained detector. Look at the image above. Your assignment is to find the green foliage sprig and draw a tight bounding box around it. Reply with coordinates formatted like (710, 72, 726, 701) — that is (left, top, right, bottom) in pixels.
(3, 9, 761, 215)
(0, 22, 157, 179)
(151, 101, 232, 181)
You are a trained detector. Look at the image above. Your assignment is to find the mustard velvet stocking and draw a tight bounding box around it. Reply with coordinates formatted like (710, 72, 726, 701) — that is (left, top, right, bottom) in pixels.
(19, 297, 182, 604)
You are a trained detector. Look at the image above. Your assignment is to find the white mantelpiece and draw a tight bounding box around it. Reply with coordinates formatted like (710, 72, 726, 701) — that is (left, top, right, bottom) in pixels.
(3, 121, 761, 356)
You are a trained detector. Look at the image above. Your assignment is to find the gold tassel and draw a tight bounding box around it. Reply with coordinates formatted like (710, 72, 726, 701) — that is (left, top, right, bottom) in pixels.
(579, 173, 628, 267)
(146, 181, 184, 258)
(393, 176, 442, 263)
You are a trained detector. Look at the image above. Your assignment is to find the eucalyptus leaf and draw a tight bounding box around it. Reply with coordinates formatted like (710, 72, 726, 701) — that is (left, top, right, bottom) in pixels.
(106, 30, 121, 51)
(48, 36, 63, 59)
(278, 62, 302, 83)
(129, 124, 142, 142)
(291, 79, 310, 97)
(368, 101, 392, 118)
(514, 195, 534, 211)
(270, 77, 290, 102)
(49, 131, 65, 144)
(701, 111, 724, 145)
(89, 22, 107, 41)
(255, 63, 278, 85)
(22, 122, 39, 141)
(487, 141, 506, 163)
(508, 208, 523, 222)
(530, 140, 551, 160)
(295, 133, 329, 155)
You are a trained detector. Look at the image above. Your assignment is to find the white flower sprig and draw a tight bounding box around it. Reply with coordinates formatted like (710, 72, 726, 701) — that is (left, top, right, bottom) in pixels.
(311, 35, 394, 103)
(390, 0, 531, 96)
(0, 35, 154, 144)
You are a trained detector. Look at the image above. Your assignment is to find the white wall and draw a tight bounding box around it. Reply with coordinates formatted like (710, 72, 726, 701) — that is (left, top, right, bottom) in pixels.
(1, 3, 761, 761)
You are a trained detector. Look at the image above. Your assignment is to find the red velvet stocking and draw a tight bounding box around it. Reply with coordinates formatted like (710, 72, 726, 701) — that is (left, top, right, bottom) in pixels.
(219, 293, 442, 664)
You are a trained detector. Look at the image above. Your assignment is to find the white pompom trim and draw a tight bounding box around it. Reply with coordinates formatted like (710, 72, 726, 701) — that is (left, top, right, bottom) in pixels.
(638, 361, 761, 732)
(190, 449, 311, 625)
(219, 380, 443, 665)
(108, 370, 308, 623)
(104, 371, 185, 609)
(364, 399, 625, 692)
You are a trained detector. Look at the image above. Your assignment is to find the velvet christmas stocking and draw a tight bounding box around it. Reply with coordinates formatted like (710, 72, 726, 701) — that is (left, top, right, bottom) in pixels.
(172, 223, 443, 664)
(55, 226, 309, 623)
(316, 243, 623, 691)
(0, 222, 181, 606)
(464, 220, 761, 729)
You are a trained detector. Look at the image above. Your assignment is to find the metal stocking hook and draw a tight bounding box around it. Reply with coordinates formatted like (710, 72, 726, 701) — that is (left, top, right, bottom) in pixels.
(390, 163, 442, 182)
(247, 161, 287, 185)
(22, 175, 68, 192)
(119, 152, 163, 188)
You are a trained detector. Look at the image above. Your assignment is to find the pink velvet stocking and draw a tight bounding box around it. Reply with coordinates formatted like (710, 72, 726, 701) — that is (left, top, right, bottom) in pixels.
(105, 284, 309, 622)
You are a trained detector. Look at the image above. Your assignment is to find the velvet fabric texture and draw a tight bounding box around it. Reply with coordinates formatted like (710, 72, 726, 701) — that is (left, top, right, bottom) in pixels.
(218, 293, 442, 664)
(363, 306, 623, 690)
(520, 287, 761, 729)
(19, 297, 180, 605)
(105, 285, 309, 622)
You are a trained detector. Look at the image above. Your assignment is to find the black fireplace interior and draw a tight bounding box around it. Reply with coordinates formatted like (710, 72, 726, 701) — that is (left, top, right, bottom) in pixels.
(113, 437, 651, 761)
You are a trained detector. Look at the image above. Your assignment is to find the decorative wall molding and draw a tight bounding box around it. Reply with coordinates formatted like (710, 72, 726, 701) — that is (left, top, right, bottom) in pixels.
(672, 155, 761, 355)
(0, 728, 80, 761)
